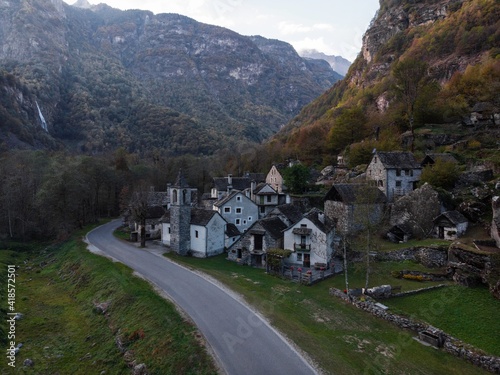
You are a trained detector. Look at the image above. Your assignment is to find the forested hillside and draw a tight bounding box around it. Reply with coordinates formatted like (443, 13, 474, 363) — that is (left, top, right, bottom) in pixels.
(269, 0, 499, 167)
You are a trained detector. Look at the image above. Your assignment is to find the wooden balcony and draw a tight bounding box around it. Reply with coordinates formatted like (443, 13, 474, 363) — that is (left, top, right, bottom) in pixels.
(294, 243, 311, 252)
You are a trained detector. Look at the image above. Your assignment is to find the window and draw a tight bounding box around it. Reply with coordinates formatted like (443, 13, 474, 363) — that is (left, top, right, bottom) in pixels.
(168, 227, 171, 234)
(404, 169, 410, 176)
(378, 180, 384, 187)
(172, 189, 178, 203)
(396, 169, 401, 176)
(236, 196, 242, 202)
(235, 219, 241, 225)
(195, 230, 199, 238)
(151, 224, 155, 230)
(266, 195, 272, 203)
(236, 207, 242, 214)
(260, 206, 266, 214)
(243, 220, 247, 225)
(301, 224, 307, 228)
(224, 207, 231, 213)
(395, 181, 402, 188)
(248, 217, 252, 222)
(297, 253, 303, 261)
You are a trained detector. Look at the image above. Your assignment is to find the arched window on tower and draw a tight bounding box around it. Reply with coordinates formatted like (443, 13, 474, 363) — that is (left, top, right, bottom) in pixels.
(172, 189, 178, 204)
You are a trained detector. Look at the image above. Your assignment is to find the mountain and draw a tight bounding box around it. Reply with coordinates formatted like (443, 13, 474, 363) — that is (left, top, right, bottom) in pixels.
(0, 0, 340, 155)
(300, 50, 351, 76)
(273, 0, 500, 165)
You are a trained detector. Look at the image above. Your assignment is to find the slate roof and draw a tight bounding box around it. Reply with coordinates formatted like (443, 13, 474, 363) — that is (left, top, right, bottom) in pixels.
(434, 210, 468, 225)
(324, 184, 387, 204)
(254, 183, 277, 195)
(258, 216, 288, 239)
(226, 223, 241, 237)
(213, 176, 252, 192)
(270, 204, 304, 225)
(160, 208, 220, 226)
(213, 191, 242, 207)
(244, 172, 266, 183)
(302, 208, 336, 234)
(421, 153, 458, 166)
(147, 191, 169, 207)
(146, 206, 166, 219)
(375, 152, 421, 169)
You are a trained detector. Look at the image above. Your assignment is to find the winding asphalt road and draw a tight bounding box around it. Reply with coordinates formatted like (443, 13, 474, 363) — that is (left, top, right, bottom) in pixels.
(85, 220, 317, 375)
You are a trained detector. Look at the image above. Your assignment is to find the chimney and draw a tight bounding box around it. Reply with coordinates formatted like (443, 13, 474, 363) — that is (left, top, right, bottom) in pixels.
(227, 174, 233, 193)
(251, 180, 256, 201)
(318, 212, 325, 224)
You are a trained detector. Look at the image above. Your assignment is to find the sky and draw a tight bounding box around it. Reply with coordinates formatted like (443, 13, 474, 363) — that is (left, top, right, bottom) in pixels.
(66, 0, 380, 62)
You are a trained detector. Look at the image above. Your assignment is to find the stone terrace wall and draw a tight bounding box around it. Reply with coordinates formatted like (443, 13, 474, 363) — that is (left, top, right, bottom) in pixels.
(375, 246, 448, 268)
(329, 288, 500, 374)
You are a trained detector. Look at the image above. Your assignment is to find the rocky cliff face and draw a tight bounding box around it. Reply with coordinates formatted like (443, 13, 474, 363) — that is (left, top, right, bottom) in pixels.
(0, 0, 340, 154)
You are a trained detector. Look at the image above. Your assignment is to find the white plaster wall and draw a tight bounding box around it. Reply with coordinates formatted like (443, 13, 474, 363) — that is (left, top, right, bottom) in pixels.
(161, 223, 171, 246)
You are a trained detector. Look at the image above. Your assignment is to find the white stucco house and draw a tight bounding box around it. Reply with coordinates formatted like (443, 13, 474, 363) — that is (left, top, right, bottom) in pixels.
(284, 209, 336, 268)
(213, 191, 258, 233)
(161, 208, 227, 257)
(366, 151, 422, 202)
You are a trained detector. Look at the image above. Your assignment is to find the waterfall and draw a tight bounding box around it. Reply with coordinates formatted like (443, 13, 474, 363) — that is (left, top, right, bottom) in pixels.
(35, 101, 49, 132)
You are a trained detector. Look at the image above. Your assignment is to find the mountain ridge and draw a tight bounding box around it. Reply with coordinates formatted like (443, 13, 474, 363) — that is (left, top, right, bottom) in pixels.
(0, 0, 341, 155)
(270, 0, 499, 165)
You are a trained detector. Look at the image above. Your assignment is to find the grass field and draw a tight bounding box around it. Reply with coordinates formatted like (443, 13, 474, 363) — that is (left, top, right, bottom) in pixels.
(0, 229, 217, 375)
(165, 252, 494, 375)
(384, 285, 500, 357)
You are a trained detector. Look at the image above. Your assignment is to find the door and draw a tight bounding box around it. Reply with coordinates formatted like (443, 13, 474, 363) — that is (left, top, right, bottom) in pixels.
(254, 234, 263, 251)
(304, 253, 310, 268)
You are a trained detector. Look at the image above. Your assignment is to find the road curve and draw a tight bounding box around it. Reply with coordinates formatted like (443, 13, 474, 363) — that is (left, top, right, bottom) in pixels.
(86, 220, 318, 375)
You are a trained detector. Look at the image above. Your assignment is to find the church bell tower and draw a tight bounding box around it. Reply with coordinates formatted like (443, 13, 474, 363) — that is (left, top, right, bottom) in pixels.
(169, 170, 191, 256)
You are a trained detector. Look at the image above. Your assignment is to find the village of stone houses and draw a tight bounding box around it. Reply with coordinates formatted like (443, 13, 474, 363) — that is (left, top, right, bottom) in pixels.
(125, 145, 500, 345)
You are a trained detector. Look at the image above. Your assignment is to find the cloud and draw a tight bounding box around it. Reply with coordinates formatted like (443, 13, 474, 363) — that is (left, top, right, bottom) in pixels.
(278, 21, 312, 35)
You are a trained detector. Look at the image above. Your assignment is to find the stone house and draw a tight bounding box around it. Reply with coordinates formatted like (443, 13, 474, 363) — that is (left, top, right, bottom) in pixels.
(211, 174, 251, 201)
(268, 204, 305, 227)
(366, 151, 422, 202)
(266, 164, 285, 194)
(211, 173, 265, 201)
(213, 191, 258, 233)
(324, 183, 387, 235)
(134, 206, 165, 241)
(249, 183, 287, 219)
(228, 216, 288, 267)
(225, 223, 241, 249)
(161, 208, 227, 257)
(433, 211, 469, 240)
(420, 153, 458, 168)
(284, 209, 336, 268)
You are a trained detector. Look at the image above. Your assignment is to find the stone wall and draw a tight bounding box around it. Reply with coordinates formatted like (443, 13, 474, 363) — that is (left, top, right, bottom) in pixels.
(375, 246, 448, 268)
(329, 288, 500, 374)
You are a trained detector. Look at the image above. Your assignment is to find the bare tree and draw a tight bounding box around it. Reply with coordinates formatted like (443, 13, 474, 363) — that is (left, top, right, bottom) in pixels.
(393, 58, 429, 151)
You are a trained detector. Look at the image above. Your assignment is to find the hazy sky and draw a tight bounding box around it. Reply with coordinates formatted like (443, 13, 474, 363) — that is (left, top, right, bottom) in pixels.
(66, 0, 380, 61)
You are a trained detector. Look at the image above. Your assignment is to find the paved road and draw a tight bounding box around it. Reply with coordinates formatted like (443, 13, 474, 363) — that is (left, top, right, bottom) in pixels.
(86, 220, 318, 375)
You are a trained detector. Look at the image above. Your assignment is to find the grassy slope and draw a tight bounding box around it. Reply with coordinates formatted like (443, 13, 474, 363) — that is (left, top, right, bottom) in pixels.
(0, 231, 217, 374)
(165, 252, 495, 375)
